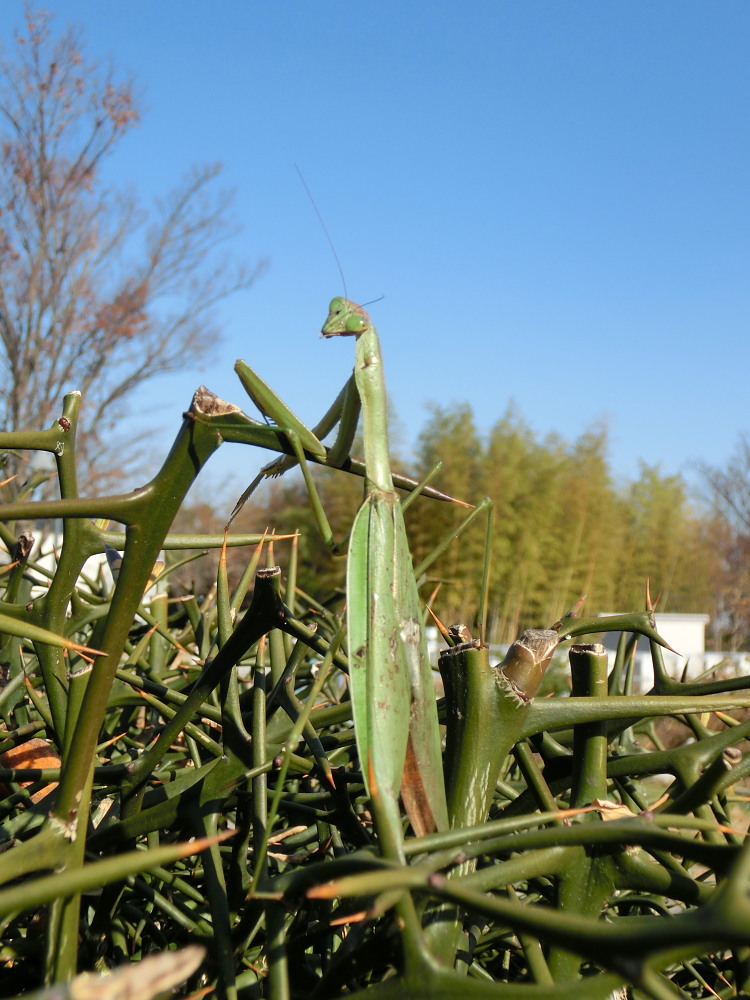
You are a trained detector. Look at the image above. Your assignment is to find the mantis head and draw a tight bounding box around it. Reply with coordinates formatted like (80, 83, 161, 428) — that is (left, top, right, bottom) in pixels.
(321, 297, 371, 338)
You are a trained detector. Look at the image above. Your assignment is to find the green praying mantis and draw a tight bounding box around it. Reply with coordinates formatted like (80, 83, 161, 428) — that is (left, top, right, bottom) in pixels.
(321, 297, 450, 846)
(205, 297, 493, 848)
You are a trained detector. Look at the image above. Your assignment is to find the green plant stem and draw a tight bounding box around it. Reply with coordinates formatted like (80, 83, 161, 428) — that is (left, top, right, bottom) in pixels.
(121, 568, 290, 809)
(428, 632, 556, 966)
(252, 638, 269, 888)
(39, 395, 229, 982)
(569, 643, 610, 808)
(512, 741, 560, 814)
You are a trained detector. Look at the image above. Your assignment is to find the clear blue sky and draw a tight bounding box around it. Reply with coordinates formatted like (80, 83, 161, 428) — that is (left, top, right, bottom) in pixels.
(2, 1, 749, 500)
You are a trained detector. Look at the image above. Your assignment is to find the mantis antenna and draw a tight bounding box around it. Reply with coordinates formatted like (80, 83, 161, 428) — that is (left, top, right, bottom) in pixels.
(295, 163, 348, 298)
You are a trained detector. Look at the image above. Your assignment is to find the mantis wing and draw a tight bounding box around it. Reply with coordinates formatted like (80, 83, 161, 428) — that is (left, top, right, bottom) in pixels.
(347, 490, 410, 816)
(347, 487, 449, 841)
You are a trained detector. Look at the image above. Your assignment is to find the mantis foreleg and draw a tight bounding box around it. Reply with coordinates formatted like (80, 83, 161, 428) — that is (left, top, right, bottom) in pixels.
(194, 356, 464, 547)
(226, 362, 360, 537)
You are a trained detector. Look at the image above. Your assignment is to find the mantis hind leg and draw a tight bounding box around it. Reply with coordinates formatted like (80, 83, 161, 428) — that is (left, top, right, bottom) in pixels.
(226, 469, 267, 529)
(413, 495, 494, 643)
(227, 426, 337, 551)
(285, 428, 336, 551)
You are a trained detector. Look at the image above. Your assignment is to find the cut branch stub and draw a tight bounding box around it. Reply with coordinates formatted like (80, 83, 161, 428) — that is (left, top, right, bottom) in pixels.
(499, 628, 560, 700)
(189, 385, 242, 418)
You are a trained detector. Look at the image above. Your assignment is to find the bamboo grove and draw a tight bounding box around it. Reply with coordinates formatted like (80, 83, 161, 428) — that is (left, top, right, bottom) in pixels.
(217, 401, 732, 648)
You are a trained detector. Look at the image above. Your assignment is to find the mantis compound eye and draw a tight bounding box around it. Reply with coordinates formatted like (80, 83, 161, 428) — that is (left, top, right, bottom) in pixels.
(328, 297, 344, 314)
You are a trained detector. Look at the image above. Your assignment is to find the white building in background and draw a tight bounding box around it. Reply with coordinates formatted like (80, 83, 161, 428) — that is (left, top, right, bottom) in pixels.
(599, 612, 750, 690)
(427, 614, 750, 693)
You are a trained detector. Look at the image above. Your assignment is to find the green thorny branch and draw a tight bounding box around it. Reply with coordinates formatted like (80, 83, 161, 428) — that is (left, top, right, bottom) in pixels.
(0, 305, 749, 1000)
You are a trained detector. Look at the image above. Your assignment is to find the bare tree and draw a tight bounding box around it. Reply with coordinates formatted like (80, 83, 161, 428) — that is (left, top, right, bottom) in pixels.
(700, 433, 750, 649)
(701, 433, 750, 534)
(0, 8, 264, 487)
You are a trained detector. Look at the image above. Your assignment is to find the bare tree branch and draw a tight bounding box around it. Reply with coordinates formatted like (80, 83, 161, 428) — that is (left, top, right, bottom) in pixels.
(699, 432, 750, 649)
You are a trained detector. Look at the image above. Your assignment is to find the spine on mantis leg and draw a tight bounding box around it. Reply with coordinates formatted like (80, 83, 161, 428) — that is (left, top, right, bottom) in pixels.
(322, 298, 449, 845)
